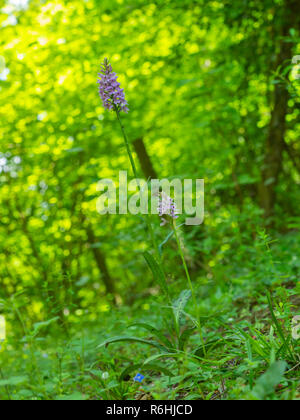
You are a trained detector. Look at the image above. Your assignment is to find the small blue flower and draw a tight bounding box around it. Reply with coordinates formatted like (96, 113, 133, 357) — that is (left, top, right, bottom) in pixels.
(133, 373, 145, 383)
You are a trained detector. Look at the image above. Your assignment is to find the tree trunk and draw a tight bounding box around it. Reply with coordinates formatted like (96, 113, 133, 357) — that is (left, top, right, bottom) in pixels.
(133, 138, 158, 180)
(86, 224, 115, 297)
(259, 0, 300, 219)
(69, 151, 116, 300)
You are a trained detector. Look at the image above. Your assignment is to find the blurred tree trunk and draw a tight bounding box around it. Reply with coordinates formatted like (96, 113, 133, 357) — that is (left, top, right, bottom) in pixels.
(284, 141, 300, 174)
(258, 0, 299, 219)
(133, 138, 158, 179)
(86, 224, 116, 298)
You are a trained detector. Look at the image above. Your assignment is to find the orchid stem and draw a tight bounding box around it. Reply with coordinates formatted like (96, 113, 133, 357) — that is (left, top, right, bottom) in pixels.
(114, 106, 180, 342)
(173, 220, 206, 356)
(114, 106, 160, 260)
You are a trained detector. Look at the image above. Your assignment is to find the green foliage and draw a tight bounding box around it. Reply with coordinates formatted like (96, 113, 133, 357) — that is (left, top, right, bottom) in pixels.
(143, 251, 169, 297)
(0, 0, 299, 401)
(252, 362, 287, 400)
(172, 290, 192, 325)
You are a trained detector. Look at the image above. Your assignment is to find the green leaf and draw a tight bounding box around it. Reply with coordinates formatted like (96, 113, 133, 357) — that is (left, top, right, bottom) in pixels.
(75, 275, 90, 287)
(129, 323, 174, 350)
(0, 376, 27, 387)
(143, 251, 169, 296)
(266, 292, 294, 361)
(193, 338, 233, 358)
(158, 230, 175, 255)
(31, 317, 60, 337)
(173, 290, 191, 324)
(97, 336, 166, 352)
(56, 392, 87, 400)
(236, 326, 269, 360)
(179, 327, 196, 351)
(246, 339, 253, 361)
(252, 361, 287, 399)
(144, 352, 183, 365)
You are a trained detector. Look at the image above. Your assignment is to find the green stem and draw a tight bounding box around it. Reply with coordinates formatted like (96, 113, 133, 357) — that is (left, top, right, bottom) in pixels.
(115, 107, 139, 180)
(173, 220, 206, 356)
(114, 106, 161, 262)
(114, 106, 180, 341)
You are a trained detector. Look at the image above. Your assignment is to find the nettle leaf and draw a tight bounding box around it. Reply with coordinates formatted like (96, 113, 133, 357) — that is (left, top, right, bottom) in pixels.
(252, 361, 287, 400)
(143, 251, 169, 296)
(173, 290, 192, 324)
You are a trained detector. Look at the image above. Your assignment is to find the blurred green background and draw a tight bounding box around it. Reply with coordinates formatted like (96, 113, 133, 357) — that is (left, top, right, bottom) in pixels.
(0, 0, 299, 332)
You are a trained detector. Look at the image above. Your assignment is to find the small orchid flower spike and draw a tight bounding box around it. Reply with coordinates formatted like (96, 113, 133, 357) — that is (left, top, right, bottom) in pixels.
(97, 58, 129, 113)
(157, 192, 179, 226)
